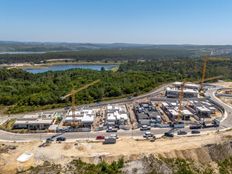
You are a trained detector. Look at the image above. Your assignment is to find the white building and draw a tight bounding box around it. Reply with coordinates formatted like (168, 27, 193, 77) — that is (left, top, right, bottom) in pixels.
(64, 108, 95, 127)
(13, 113, 55, 130)
(106, 104, 129, 126)
(165, 87, 199, 98)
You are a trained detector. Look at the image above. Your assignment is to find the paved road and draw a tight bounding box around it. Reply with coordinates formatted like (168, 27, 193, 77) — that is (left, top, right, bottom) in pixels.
(0, 85, 231, 142)
(206, 87, 232, 128)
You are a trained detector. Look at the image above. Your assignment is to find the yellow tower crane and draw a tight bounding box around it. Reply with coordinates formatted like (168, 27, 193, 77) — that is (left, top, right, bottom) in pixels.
(200, 56, 208, 92)
(61, 79, 100, 127)
(177, 75, 223, 122)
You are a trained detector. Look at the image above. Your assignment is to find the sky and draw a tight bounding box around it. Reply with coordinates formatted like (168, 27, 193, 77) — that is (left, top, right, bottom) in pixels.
(0, 0, 232, 44)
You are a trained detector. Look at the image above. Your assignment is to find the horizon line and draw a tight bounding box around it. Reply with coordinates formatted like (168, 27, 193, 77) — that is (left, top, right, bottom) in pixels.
(0, 40, 232, 46)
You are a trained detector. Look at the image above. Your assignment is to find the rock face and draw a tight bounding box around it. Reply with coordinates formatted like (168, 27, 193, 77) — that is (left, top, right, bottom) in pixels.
(123, 141, 232, 174)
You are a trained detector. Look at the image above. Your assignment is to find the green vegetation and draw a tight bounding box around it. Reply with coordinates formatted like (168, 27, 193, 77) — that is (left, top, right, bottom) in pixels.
(0, 46, 211, 64)
(1, 56, 231, 114)
(0, 68, 179, 113)
(18, 159, 124, 174)
(119, 57, 232, 80)
(218, 157, 232, 174)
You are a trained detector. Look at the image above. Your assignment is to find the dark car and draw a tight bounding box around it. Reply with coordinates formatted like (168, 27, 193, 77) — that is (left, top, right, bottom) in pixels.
(96, 135, 105, 140)
(103, 137, 116, 144)
(164, 132, 174, 137)
(191, 130, 200, 134)
(46, 138, 54, 142)
(56, 137, 66, 141)
(177, 130, 187, 135)
(190, 124, 202, 129)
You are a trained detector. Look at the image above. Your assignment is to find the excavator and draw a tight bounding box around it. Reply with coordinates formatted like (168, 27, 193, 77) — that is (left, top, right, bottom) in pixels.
(61, 79, 100, 127)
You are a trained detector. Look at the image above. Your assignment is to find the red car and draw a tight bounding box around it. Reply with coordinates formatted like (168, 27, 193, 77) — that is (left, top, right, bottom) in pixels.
(96, 135, 105, 140)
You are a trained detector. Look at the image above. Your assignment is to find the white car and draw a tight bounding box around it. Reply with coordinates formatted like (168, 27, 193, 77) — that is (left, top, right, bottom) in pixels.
(110, 133, 118, 139)
(143, 131, 153, 138)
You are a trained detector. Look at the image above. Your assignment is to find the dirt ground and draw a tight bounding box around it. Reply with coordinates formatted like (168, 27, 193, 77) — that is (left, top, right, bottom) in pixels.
(213, 81, 232, 88)
(213, 81, 232, 107)
(0, 82, 231, 173)
(219, 97, 232, 106)
(1, 129, 232, 174)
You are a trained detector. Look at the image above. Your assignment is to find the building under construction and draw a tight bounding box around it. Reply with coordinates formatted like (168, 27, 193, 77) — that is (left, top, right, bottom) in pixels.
(63, 108, 95, 128)
(134, 102, 162, 126)
(165, 86, 199, 98)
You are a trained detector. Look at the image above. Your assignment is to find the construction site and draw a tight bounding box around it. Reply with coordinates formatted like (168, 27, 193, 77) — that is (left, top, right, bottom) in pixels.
(8, 57, 224, 134)
(0, 56, 231, 174)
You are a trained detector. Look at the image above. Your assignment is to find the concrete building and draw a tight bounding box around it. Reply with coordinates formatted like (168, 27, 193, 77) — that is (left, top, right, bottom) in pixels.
(161, 102, 193, 120)
(165, 87, 199, 98)
(134, 102, 161, 126)
(64, 108, 95, 128)
(105, 104, 129, 127)
(13, 113, 55, 130)
(189, 100, 214, 117)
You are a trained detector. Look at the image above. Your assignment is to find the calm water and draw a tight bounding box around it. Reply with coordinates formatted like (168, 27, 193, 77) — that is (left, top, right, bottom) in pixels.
(24, 64, 117, 74)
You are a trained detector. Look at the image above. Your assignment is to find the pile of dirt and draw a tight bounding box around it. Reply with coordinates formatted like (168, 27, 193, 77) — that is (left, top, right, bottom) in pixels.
(0, 143, 16, 153)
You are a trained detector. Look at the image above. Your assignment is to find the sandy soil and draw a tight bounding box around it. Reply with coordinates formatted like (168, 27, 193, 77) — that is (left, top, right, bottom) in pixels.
(1, 129, 232, 174)
(219, 97, 232, 106)
(213, 81, 232, 88)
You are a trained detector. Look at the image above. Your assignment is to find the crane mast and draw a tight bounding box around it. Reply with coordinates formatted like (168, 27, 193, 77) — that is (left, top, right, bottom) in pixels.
(61, 79, 100, 127)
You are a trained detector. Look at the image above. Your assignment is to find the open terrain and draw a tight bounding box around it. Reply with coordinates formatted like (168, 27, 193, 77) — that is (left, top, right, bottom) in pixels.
(1, 129, 232, 173)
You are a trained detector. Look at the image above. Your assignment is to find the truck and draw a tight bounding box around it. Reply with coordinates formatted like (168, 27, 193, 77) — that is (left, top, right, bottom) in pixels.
(202, 119, 220, 128)
(103, 137, 116, 144)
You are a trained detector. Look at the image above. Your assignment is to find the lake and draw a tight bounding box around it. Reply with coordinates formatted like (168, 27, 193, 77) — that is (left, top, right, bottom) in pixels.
(24, 64, 117, 74)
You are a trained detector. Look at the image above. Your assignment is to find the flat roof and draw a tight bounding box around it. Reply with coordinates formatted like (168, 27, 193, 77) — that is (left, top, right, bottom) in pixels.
(15, 119, 52, 125)
(166, 87, 198, 94)
(197, 106, 211, 112)
(173, 82, 200, 88)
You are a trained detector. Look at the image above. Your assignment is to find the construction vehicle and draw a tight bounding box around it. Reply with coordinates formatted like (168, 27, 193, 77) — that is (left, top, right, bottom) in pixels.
(61, 79, 100, 127)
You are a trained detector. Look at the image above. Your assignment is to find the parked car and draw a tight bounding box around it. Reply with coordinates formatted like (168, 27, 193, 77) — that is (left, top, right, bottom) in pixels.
(143, 131, 154, 138)
(96, 135, 105, 140)
(164, 132, 174, 137)
(106, 127, 117, 132)
(191, 130, 200, 134)
(190, 124, 202, 129)
(172, 122, 185, 128)
(177, 130, 187, 135)
(103, 137, 116, 144)
(110, 134, 118, 139)
(140, 125, 151, 131)
(56, 136, 66, 141)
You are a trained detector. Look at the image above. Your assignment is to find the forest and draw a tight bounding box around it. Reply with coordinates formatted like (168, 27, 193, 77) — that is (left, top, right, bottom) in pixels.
(0, 47, 208, 64)
(0, 56, 231, 114)
(0, 67, 179, 113)
(119, 57, 232, 80)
